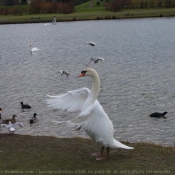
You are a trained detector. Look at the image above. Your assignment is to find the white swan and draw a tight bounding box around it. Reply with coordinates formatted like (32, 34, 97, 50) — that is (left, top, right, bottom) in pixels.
(30, 45, 40, 52)
(0, 121, 23, 133)
(46, 68, 133, 160)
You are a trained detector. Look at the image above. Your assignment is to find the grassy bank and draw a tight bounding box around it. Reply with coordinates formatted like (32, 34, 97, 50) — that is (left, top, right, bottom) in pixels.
(0, 7, 175, 24)
(0, 134, 175, 175)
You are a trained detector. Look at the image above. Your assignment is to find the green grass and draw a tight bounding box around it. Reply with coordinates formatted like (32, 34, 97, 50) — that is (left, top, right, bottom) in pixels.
(75, 0, 106, 12)
(0, 134, 175, 175)
(1, 1, 175, 24)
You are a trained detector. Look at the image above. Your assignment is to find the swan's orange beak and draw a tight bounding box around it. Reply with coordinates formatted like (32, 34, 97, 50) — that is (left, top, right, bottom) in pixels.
(78, 73, 85, 77)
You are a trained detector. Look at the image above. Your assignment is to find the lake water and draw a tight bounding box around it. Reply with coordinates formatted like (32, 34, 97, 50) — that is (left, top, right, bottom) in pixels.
(0, 18, 175, 146)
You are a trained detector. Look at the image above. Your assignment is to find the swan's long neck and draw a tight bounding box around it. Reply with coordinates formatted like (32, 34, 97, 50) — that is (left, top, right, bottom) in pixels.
(90, 72, 100, 102)
(82, 71, 100, 111)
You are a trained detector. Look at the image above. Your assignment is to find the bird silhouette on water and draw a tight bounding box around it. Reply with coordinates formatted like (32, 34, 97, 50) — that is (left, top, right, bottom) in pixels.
(21, 102, 31, 110)
(30, 113, 38, 125)
(150, 111, 168, 118)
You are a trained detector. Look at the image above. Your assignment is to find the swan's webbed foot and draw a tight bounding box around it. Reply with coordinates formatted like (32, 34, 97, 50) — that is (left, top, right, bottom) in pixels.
(95, 147, 109, 161)
(96, 156, 108, 161)
(91, 153, 101, 157)
(91, 146, 104, 157)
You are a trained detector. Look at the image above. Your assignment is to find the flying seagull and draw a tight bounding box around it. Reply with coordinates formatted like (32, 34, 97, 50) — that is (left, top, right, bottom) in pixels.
(85, 42, 96, 46)
(60, 70, 70, 77)
(79, 42, 96, 48)
(86, 57, 104, 66)
(52, 16, 56, 25)
(0, 121, 23, 133)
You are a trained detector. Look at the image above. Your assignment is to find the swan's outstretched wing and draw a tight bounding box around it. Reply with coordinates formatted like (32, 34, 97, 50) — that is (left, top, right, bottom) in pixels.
(32, 47, 40, 51)
(70, 100, 114, 145)
(46, 87, 90, 112)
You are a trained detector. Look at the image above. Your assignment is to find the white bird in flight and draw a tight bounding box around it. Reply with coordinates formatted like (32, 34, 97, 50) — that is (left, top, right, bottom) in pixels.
(46, 68, 133, 160)
(1, 121, 23, 134)
(52, 16, 56, 25)
(60, 70, 70, 77)
(79, 42, 96, 48)
(85, 42, 96, 46)
(86, 57, 104, 66)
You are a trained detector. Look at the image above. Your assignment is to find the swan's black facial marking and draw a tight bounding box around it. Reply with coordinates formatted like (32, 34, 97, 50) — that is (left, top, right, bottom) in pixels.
(78, 71, 87, 77)
(81, 71, 87, 76)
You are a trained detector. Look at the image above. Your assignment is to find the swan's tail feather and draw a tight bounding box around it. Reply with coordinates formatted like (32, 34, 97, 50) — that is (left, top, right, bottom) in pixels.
(112, 139, 134, 149)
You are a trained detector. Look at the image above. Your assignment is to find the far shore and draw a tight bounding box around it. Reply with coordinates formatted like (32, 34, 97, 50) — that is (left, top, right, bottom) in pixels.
(1, 8, 175, 24)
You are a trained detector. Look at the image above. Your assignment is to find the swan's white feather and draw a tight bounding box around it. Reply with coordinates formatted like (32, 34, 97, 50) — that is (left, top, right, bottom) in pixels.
(31, 47, 40, 52)
(30, 45, 40, 52)
(46, 87, 90, 112)
(70, 100, 114, 147)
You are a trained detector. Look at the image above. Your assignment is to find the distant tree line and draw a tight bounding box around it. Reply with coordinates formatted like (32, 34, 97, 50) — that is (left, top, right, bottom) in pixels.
(1, 0, 100, 15)
(0, 0, 90, 6)
(30, 0, 74, 14)
(106, 0, 175, 11)
(0, 0, 75, 15)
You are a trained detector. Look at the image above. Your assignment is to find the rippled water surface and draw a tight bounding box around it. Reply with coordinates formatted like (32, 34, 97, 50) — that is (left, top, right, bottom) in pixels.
(0, 18, 175, 146)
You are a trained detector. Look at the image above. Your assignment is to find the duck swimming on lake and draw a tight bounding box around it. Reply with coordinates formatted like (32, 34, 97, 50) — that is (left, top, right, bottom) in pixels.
(2, 115, 17, 124)
(46, 68, 133, 160)
(150, 111, 168, 118)
(21, 102, 31, 110)
(29, 113, 38, 124)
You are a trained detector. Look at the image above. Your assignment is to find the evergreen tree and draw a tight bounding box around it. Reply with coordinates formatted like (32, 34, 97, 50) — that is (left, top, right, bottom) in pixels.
(21, 0, 28, 5)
